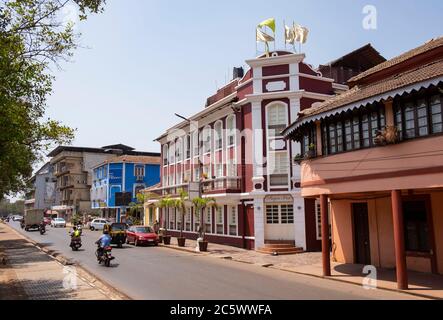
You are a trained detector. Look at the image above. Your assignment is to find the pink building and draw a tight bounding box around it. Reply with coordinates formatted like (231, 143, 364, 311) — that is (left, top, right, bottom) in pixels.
(151, 47, 383, 252)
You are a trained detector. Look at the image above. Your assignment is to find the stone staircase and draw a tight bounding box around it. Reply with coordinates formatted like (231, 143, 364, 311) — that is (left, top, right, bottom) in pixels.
(257, 240, 304, 255)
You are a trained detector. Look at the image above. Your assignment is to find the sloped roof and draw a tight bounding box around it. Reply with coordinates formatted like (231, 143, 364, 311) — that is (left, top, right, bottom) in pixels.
(348, 36, 443, 84)
(320, 43, 386, 70)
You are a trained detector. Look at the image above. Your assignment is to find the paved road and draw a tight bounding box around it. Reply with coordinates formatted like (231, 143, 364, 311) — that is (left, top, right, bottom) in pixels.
(7, 221, 420, 300)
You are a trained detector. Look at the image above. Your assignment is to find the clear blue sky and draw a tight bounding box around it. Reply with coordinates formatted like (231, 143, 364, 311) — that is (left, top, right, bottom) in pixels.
(46, 0, 443, 153)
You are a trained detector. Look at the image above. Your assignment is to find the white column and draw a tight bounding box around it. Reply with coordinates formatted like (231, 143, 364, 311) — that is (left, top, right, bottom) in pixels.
(290, 98, 301, 187)
(289, 63, 300, 91)
(293, 194, 306, 250)
(252, 101, 265, 190)
(253, 67, 263, 94)
(253, 196, 265, 249)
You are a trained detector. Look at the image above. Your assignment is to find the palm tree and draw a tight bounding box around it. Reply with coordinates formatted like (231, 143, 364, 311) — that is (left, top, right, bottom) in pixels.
(173, 189, 189, 239)
(156, 195, 175, 241)
(192, 196, 217, 241)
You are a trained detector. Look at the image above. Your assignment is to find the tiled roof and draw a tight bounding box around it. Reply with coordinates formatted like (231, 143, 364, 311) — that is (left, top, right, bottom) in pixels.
(299, 58, 443, 119)
(348, 36, 443, 84)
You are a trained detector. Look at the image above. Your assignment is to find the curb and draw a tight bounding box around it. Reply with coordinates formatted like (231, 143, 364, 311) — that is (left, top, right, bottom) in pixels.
(157, 240, 439, 300)
(4, 223, 132, 300)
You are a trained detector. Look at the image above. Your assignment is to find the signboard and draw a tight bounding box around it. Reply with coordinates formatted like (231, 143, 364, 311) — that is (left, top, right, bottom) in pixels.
(115, 192, 132, 206)
(109, 168, 122, 184)
(264, 194, 293, 204)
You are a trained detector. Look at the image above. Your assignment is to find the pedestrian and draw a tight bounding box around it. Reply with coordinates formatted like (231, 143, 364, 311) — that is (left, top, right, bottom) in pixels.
(153, 220, 159, 234)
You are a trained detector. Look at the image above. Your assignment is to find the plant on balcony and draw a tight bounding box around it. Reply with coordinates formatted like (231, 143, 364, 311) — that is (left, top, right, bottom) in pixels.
(374, 126, 400, 146)
(293, 153, 304, 165)
(201, 172, 208, 180)
(156, 196, 174, 245)
(304, 143, 316, 159)
(191, 196, 218, 252)
(173, 188, 189, 247)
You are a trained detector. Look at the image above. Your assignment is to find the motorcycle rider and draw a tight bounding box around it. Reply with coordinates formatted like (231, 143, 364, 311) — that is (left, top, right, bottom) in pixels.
(95, 228, 111, 260)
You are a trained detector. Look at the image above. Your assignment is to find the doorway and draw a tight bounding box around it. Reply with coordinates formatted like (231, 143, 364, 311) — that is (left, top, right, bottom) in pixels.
(352, 203, 371, 265)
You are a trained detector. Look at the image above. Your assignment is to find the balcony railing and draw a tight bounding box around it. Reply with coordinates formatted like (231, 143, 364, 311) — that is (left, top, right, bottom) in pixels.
(201, 176, 241, 193)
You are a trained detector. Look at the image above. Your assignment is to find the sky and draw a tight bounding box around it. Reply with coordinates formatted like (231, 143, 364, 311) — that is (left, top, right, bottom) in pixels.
(46, 0, 443, 153)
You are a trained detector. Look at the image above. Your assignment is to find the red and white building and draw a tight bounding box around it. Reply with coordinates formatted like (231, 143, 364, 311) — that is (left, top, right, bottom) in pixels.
(152, 47, 384, 252)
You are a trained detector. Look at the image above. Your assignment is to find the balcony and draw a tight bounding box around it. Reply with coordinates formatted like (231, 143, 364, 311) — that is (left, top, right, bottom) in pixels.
(201, 177, 241, 194)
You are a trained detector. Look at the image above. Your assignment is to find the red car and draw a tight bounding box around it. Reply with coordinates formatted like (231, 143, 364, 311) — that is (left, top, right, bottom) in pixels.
(126, 226, 159, 246)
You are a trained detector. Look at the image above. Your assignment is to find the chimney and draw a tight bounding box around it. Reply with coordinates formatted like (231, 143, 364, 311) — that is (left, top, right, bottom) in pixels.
(233, 67, 244, 80)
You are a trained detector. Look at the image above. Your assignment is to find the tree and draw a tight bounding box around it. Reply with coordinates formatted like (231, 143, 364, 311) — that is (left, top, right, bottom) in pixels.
(156, 195, 175, 233)
(173, 189, 189, 239)
(192, 196, 217, 240)
(0, 0, 106, 201)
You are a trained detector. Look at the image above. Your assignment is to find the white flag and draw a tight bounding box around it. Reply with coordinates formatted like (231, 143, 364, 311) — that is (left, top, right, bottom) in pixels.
(256, 27, 275, 43)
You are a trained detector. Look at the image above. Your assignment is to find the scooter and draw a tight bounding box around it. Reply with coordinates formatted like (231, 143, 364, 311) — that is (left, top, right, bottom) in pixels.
(95, 244, 114, 267)
(39, 222, 46, 235)
(70, 236, 82, 251)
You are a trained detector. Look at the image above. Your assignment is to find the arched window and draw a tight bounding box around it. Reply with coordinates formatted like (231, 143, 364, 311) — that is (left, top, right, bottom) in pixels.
(169, 142, 175, 164)
(226, 115, 236, 146)
(176, 138, 183, 162)
(185, 134, 191, 159)
(214, 121, 223, 150)
(192, 131, 199, 156)
(162, 145, 168, 166)
(203, 125, 211, 154)
(267, 104, 288, 137)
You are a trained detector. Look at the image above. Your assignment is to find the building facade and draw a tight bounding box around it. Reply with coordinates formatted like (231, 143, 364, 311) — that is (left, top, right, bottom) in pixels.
(149, 48, 383, 251)
(283, 36, 443, 289)
(48, 144, 158, 220)
(90, 155, 161, 222)
(24, 162, 59, 211)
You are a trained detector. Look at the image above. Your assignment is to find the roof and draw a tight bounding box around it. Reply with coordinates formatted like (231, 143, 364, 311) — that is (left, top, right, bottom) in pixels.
(94, 155, 161, 168)
(320, 43, 386, 70)
(348, 36, 443, 85)
(48, 145, 160, 158)
(283, 58, 443, 137)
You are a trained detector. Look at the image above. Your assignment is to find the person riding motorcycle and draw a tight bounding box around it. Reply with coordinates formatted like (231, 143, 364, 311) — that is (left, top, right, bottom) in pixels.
(95, 228, 112, 260)
(70, 226, 81, 238)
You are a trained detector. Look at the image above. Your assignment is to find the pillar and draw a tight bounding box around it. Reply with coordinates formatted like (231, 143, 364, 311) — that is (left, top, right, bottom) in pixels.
(321, 194, 331, 277)
(391, 190, 408, 290)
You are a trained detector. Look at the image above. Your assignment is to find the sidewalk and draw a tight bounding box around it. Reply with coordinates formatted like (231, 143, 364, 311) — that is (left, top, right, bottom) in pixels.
(0, 223, 127, 300)
(160, 237, 443, 300)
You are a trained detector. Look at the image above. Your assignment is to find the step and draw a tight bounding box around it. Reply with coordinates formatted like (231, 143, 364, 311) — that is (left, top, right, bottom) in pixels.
(264, 240, 295, 246)
(263, 243, 295, 249)
(256, 248, 303, 255)
(257, 246, 304, 255)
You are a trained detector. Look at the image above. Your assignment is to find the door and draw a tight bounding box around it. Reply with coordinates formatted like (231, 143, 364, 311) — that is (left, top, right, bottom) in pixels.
(352, 203, 371, 265)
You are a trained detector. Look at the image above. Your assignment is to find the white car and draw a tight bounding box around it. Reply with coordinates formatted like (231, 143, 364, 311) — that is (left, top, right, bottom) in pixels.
(13, 215, 23, 221)
(51, 218, 66, 228)
(89, 219, 109, 231)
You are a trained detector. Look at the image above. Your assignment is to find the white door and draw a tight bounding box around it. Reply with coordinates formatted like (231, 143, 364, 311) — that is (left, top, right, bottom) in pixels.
(264, 204, 295, 241)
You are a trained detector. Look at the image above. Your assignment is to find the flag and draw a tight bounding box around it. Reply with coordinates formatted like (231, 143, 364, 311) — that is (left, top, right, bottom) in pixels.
(284, 24, 296, 44)
(258, 18, 276, 33)
(256, 28, 275, 43)
(294, 24, 309, 44)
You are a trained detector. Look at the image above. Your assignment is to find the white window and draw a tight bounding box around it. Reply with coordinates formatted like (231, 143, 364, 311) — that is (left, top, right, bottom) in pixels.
(226, 157, 236, 176)
(205, 208, 212, 233)
(169, 208, 175, 230)
(176, 138, 183, 162)
(269, 152, 289, 187)
(163, 145, 168, 166)
(203, 164, 211, 179)
(162, 174, 168, 186)
(134, 165, 145, 178)
(184, 169, 191, 183)
(185, 208, 191, 231)
(169, 142, 175, 164)
(214, 121, 223, 150)
(203, 126, 211, 154)
(193, 209, 200, 232)
(185, 135, 191, 159)
(176, 169, 183, 185)
(168, 173, 174, 186)
(216, 207, 224, 234)
(215, 163, 223, 177)
(315, 199, 331, 240)
(267, 104, 287, 137)
(266, 204, 294, 224)
(194, 166, 200, 181)
(228, 206, 237, 236)
(192, 131, 199, 156)
(226, 115, 236, 146)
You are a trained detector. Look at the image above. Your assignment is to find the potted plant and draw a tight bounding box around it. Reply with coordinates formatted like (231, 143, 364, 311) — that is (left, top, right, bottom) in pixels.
(174, 188, 189, 247)
(201, 172, 208, 180)
(156, 196, 174, 245)
(293, 153, 304, 165)
(192, 196, 217, 252)
(305, 143, 316, 159)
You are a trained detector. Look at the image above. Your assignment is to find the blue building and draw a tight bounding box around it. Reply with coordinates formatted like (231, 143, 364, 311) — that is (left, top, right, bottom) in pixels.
(91, 155, 160, 222)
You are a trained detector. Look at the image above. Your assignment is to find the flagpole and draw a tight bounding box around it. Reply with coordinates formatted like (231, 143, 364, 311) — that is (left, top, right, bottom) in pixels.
(284, 19, 286, 51)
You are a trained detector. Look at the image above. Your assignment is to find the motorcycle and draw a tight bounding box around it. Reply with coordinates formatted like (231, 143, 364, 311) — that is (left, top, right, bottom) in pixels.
(95, 244, 114, 267)
(70, 236, 82, 251)
(39, 222, 46, 235)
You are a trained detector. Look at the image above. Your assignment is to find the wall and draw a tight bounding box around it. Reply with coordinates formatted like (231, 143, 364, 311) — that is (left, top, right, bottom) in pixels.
(331, 191, 443, 274)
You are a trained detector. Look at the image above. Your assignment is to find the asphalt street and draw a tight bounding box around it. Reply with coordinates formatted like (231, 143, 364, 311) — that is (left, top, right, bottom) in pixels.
(7, 220, 420, 300)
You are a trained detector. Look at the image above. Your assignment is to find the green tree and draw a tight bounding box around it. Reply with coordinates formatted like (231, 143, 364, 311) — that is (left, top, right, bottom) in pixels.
(173, 189, 189, 239)
(0, 0, 106, 201)
(192, 196, 217, 240)
(156, 195, 175, 234)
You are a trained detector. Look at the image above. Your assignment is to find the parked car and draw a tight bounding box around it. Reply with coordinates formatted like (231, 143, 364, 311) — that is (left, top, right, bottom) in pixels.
(13, 215, 23, 221)
(51, 218, 66, 228)
(89, 219, 109, 231)
(126, 226, 159, 246)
